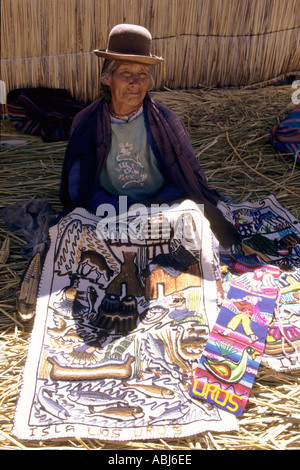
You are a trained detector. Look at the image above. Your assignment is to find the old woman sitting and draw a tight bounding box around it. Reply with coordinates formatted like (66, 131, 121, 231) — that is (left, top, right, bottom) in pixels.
(60, 24, 240, 247)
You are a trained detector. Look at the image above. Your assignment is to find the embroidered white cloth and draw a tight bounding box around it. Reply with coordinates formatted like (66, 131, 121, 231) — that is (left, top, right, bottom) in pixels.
(13, 200, 238, 441)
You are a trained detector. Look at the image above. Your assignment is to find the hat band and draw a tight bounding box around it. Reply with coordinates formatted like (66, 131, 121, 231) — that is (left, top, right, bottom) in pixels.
(106, 49, 152, 58)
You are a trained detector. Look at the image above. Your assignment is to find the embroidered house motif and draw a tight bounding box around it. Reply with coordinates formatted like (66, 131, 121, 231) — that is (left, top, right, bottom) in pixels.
(142, 246, 201, 300)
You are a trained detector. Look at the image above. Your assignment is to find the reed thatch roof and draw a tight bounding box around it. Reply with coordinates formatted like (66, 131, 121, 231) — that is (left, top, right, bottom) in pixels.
(1, 0, 299, 102)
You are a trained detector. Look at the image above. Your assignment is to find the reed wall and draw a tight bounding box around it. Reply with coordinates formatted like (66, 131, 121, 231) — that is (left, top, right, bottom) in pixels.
(1, 0, 299, 102)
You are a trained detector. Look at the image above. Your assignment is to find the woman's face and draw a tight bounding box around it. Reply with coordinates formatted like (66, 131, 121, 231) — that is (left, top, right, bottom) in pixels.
(106, 61, 151, 115)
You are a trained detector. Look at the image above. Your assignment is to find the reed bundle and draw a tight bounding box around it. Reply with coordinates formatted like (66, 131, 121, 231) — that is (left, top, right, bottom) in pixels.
(0, 85, 299, 450)
(1, 0, 299, 102)
(16, 252, 41, 322)
(0, 237, 10, 265)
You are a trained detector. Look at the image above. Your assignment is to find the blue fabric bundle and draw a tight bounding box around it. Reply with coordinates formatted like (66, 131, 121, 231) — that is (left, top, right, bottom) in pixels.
(270, 108, 300, 163)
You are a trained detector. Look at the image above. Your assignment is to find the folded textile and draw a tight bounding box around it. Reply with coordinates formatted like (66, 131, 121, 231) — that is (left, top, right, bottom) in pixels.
(190, 267, 280, 417)
(0, 199, 57, 259)
(7, 87, 85, 142)
(270, 108, 300, 163)
(218, 194, 300, 371)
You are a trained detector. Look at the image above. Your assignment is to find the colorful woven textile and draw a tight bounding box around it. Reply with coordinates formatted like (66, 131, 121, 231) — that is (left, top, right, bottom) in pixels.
(190, 267, 279, 417)
(190, 194, 300, 416)
(13, 201, 237, 441)
(218, 195, 300, 371)
(270, 108, 300, 163)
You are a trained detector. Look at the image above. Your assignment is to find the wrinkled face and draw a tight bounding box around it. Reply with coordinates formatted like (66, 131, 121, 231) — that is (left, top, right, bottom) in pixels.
(106, 61, 151, 115)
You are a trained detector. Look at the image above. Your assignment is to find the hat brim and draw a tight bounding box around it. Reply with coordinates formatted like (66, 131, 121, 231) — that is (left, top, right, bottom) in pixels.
(93, 49, 164, 65)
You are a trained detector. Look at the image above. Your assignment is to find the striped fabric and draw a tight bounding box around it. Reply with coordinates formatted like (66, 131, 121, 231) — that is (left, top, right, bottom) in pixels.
(7, 88, 85, 142)
(270, 108, 300, 163)
(7, 99, 42, 136)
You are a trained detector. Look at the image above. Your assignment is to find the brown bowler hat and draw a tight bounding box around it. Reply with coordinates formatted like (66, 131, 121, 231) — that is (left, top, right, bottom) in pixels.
(93, 24, 164, 65)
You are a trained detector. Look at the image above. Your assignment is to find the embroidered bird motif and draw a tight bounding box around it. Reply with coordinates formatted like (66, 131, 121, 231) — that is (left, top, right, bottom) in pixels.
(203, 346, 260, 383)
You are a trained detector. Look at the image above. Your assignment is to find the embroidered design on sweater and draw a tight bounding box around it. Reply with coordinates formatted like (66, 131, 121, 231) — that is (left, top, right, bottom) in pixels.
(115, 142, 147, 188)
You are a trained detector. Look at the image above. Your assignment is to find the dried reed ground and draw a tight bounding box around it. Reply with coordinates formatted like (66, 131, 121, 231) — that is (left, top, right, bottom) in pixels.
(0, 85, 299, 450)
